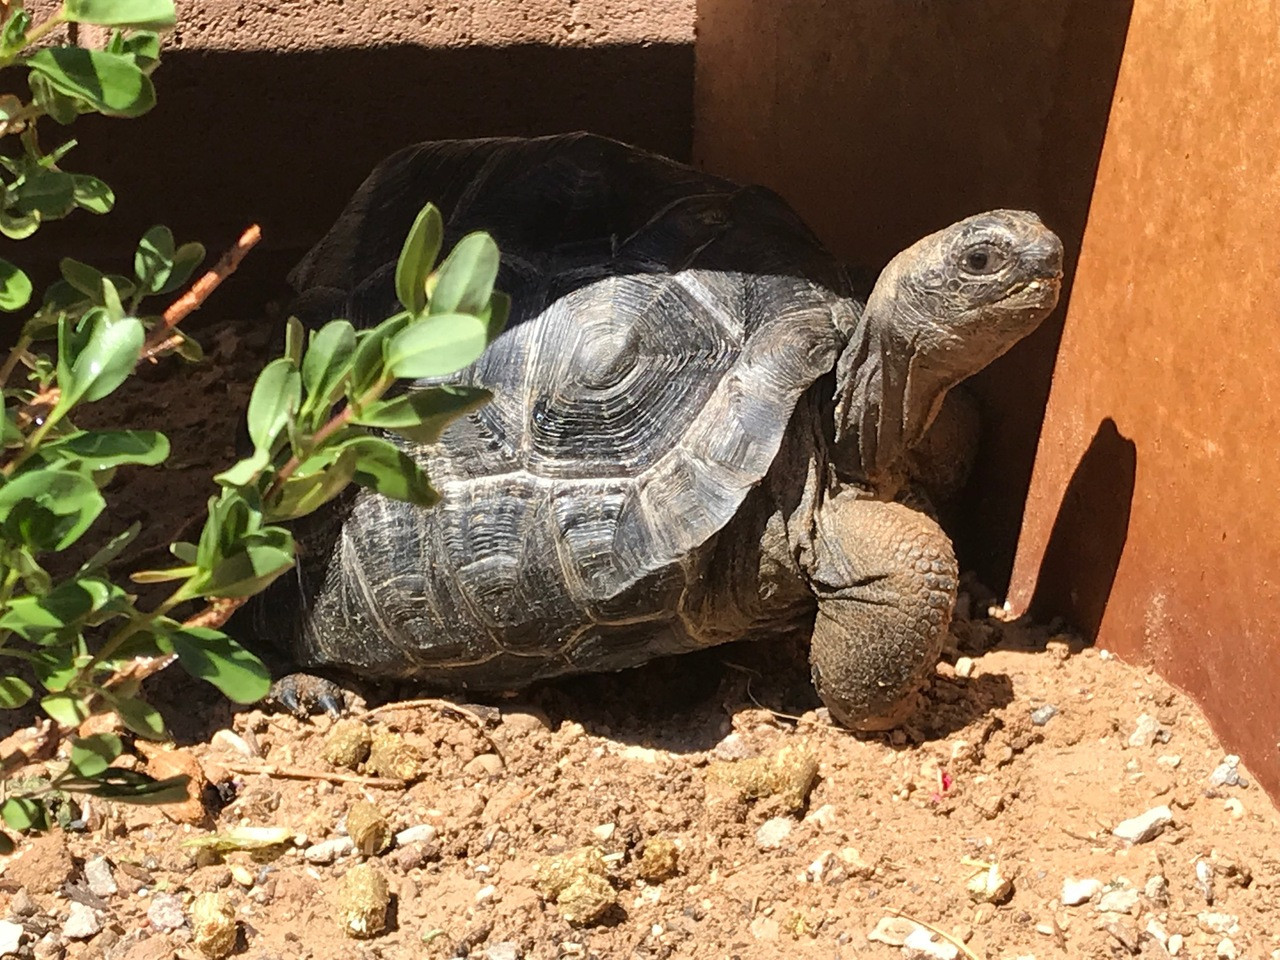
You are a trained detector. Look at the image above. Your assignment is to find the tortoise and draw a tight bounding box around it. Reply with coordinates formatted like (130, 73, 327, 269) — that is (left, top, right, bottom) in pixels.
(249, 132, 1063, 729)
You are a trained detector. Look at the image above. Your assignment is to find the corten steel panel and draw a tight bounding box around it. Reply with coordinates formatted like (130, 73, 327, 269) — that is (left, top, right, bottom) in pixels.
(692, 0, 1132, 591)
(1009, 1, 1280, 799)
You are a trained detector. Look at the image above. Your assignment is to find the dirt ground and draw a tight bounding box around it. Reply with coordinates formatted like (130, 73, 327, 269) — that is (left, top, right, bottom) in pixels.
(2, 317, 1279, 960)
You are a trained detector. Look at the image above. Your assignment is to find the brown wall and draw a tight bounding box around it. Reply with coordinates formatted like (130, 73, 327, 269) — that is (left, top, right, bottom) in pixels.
(22, 0, 695, 313)
(692, 0, 1133, 592)
(1008, 2, 1280, 799)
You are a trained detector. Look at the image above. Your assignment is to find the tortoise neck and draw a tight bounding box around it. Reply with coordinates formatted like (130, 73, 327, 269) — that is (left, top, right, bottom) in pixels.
(830, 298, 954, 492)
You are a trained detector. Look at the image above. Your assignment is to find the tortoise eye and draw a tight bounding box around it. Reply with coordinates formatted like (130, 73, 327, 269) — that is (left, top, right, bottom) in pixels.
(961, 243, 1006, 275)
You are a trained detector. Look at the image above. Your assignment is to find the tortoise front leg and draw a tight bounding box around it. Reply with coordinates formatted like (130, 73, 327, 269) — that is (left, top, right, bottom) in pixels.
(803, 493, 958, 730)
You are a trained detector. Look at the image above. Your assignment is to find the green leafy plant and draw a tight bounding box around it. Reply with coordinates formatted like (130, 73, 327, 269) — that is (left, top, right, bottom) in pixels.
(0, 0, 506, 849)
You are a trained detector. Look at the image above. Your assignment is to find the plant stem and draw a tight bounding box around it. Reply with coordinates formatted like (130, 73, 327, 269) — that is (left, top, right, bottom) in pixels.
(18, 10, 66, 52)
(0, 336, 31, 392)
(77, 587, 188, 682)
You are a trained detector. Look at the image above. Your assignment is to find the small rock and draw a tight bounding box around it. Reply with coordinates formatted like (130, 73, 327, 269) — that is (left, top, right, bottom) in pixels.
(805, 803, 838, 829)
(592, 823, 616, 842)
(475, 884, 496, 903)
(1146, 918, 1170, 945)
(1195, 859, 1216, 904)
(147, 893, 187, 932)
(304, 837, 356, 864)
(1030, 705, 1059, 727)
(711, 732, 752, 760)
(1197, 912, 1240, 936)
(210, 729, 257, 759)
(463, 753, 504, 778)
(1157, 754, 1182, 768)
(394, 824, 438, 847)
(748, 916, 779, 941)
(84, 855, 118, 898)
(30, 933, 62, 960)
(1145, 874, 1170, 907)
(1104, 920, 1142, 954)
(499, 708, 550, 734)
(0, 920, 24, 955)
(755, 817, 793, 850)
(1112, 806, 1172, 843)
(229, 864, 255, 888)
(966, 862, 1013, 904)
(1061, 877, 1103, 905)
(394, 840, 441, 872)
(10, 888, 38, 917)
(1167, 933, 1183, 955)
(1223, 798, 1244, 819)
(903, 926, 960, 960)
(1127, 713, 1158, 748)
(867, 916, 920, 946)
(1097, 887, 1140, 914)
(1217, 938, 1237, 959)
(62, 902, 101, 940)
(1210, 756, 1242, 787)
(1099, 648, 1115, 660)
(954, 657, 975, 678)
(486, 944, 521, 960)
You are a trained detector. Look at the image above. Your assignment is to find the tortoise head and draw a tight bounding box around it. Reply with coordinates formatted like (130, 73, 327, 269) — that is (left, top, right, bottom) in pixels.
(868, 209, 1064, 377)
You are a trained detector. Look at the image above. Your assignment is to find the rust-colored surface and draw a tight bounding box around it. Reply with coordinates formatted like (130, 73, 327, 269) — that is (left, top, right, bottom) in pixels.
(1009, 1, 1280, 799)
(692, 0, 1132, 591)
(21, 0, 695, 314)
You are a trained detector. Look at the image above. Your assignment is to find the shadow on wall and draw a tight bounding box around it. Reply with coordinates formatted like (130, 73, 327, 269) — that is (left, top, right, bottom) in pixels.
(693, 0, 1137, 595)
(1027, 418, 1137, 642)
(20, 41, 694, 317)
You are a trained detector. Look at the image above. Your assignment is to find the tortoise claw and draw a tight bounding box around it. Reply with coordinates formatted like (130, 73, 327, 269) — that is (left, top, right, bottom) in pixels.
(267, 673, 349, 719)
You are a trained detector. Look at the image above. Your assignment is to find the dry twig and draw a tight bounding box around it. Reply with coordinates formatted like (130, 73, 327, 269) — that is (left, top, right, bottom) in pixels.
(222, 760, 405, 789)
(886, 908, 985, 960)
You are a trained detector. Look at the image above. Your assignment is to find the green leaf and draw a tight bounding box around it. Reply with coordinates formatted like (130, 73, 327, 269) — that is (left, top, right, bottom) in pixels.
(395, 203, 444, 315)
(246, 357, 301, 455)
(385, 313, 489, 380)
(56, 313, 144, 408)
(27, 71, 84, 126)
(42, 430, 170, 470)
(0, 797, 46, 832)
(340, 436, 438, 507)
(120, 31, 162, 72)
(40, 692, 89, 727)
(1, 9, 31, 58)
(76, 522, 141, 575)
(0, 258, 32, 312)
(68, 733, 123, 778)
(64, 0, 176, 29)
(155, 242, 203, 295)
(483, 290, 512, 340)
(429, 232, 500, 317)
(106, 694, 166, 739)
(0, 469, 106, 550)
(169, 625, 271, 704)
(169, 541, 198, 563)
(60, 258, 106, 298)
(72, 175, 115, 214)
(0, 676, 33, 709)
(134, 224, 175, 293)
(11, 169, 76, 220)
(300, 319, 356, 415)
(100, 277, 125, 320)
(0, 209, 39, 240)
(200, 529, 295, 598)
(352, 385, 490, 444)
(24, 48, 156, 118)
(348, 313, 411, 396)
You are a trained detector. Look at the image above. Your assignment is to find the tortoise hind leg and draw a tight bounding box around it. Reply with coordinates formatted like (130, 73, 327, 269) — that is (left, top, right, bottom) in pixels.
(803, 493, 958, 730)
(266, 673, 349, 718)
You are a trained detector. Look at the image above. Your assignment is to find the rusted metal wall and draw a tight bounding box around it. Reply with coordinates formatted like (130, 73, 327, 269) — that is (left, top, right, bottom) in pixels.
(691, 0, 1133, 594)
(1008, 2, 1280, 799)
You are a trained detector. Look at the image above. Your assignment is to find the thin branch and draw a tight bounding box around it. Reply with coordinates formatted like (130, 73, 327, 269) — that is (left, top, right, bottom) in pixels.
(221, 760, 406, 789)
(142, 224, 262, 359)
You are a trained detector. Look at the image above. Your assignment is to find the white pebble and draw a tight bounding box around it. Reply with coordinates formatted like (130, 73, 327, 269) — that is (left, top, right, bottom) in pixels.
(1198, 912, 1240, 936)
(954, 657, 975, 678)
(1112, 805, 1172, 843)
(475, 884, 496, 902)
(755, 817, 793, 850)
(592, 823, 616, 842)
(486, 944, 521, 960)
(395, 824, 438, 846)
(0, 920, 23, 955)
(62, 902, 101, 940)
(84, 855, 118, 898)
(1097, 887, 1140, 913)
(303, 836, 355, 863)
(1223, 798, 1244, 818)
(1061, 877, 1102, 905)
(903, 926, 960, 960)
(867, 916, 919, 946)
(1157, 754, 1182, 768)
(1099, 648, 1115, 660)
(1168, 933, 1183, 955)
(805, 803, 838, 829)
(1127, 713, 1158, 748)
(1218, 938, 1237, 959)
(211, 728, 258, 758)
